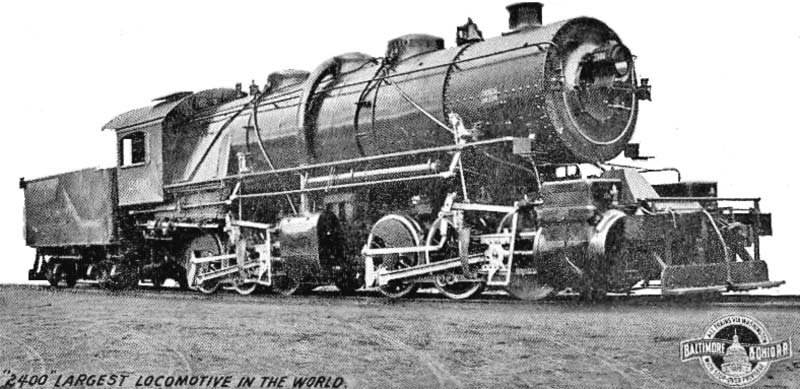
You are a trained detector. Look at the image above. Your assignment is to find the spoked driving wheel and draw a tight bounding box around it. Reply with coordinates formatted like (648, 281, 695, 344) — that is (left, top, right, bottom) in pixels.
(368, 215, 421, 299)
(426, 217, 484, 300)
(232, 264, 259, 296)
(184, 234, 224, 295)
(433, 273, 485, 300)
(232, 281, 258, 296)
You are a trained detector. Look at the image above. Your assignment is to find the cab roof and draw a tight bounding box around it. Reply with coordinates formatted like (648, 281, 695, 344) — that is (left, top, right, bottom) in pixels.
(102, 88, 242, 132)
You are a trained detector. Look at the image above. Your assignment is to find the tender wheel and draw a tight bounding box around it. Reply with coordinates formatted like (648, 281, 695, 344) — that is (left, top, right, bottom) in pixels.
(64, 267, 78, 288)
(98, 267, 117, 290)
(183, 234, 224, 295)
(46, 263, 64, 287)
(47, 262, 78, 288)
(426, 217, 485, 300)
(368, 215, 421, 299)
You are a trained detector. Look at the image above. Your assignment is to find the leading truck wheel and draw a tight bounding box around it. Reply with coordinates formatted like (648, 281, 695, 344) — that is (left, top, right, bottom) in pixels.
(426, 217, 484, 300)
(183, 234, 224, 295)
(505, 273, 556, 301)
(368, 215, 421, 299)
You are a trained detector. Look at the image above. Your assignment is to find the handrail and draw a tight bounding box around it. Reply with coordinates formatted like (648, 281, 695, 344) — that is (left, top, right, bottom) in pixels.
(234, 171, 454, 200)
(165, 136, 515, 190)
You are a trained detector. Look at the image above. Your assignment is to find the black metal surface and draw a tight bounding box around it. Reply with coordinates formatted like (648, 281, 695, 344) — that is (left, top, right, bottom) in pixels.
(23, 168, 117, 247)
(159, 14, 641, 192)
(652, 181, 718, 198)
(277, 212, 345, 282)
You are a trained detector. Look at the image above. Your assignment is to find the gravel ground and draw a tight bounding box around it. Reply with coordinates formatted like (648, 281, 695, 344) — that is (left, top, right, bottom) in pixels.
(0, 285, 798, 388)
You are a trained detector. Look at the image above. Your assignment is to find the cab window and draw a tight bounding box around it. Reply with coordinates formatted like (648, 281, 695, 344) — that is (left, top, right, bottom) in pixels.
(120, 132, 146, 166)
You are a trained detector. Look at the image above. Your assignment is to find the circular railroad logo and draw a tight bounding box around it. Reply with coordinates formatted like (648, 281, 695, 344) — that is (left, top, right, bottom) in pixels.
(680, 314, 792, 387)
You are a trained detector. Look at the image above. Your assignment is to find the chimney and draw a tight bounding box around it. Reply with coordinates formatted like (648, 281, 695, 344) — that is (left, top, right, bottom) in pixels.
(507, 2, 543, 31)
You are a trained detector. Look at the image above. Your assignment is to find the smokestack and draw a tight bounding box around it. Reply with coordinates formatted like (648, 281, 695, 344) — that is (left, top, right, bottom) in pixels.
(507, 2, 543, 31)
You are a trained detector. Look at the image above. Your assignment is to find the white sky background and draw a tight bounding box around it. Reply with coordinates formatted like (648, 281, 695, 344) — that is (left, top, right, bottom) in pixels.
(0, 1, 798, 293)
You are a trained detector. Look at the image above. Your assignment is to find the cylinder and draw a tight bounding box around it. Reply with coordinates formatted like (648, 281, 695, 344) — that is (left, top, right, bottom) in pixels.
(278, 212, 345, 278)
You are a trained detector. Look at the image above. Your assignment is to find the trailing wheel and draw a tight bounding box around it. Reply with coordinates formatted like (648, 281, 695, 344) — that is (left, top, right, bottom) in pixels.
(335, 272, 362, 295)
(270, 276, 303, 296)
(368, 215, 421, 299)
(578, 288, 608, 302)
(176, 267, 190, 290)
(183, 234, 224, 295)
(426, 217, 484, 300)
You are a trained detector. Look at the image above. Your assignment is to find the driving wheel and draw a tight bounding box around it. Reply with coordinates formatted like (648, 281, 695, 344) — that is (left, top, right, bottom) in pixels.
(426, 217, 484, 300)
(184, 234, 223, 295)
(368, 215, 421, 299)
(233, 280, 258, 296)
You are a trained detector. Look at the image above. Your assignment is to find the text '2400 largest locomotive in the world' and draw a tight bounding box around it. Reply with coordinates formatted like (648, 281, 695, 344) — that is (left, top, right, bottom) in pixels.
(21, 3, 782, 299)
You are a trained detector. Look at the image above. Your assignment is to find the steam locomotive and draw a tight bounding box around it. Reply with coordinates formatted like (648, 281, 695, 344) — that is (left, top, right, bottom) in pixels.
(20, 3, 782, 299)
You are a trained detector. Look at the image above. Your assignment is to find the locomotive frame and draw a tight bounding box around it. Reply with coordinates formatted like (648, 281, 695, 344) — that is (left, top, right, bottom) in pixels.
(20, 2, 782, 300)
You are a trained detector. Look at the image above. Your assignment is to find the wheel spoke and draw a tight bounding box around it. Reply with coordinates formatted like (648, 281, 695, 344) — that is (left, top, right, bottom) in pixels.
(369, 215, 421, 299)
(426, 217, 486, 300)
(183, 234, 224, 295)
(233, 281, 258, 296)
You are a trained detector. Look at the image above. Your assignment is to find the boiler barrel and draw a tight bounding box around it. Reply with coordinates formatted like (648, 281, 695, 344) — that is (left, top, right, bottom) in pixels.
(239, 16, 639, 170)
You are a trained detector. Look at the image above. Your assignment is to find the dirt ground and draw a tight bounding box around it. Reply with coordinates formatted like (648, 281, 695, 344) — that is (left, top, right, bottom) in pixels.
(0, 285, 798, 389)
